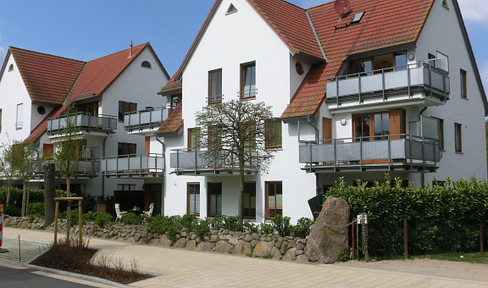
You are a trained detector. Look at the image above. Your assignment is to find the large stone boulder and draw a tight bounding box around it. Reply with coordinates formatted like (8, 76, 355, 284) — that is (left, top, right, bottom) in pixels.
(306, 196, 350, 264)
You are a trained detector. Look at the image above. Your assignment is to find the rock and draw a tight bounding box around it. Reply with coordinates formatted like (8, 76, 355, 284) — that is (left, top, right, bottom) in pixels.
(197, 242, 216, 251)
(173, 238, 187, 248)
(296, 255, 310, 263)
(146, 233, 154, 241)
(148, 238, 160, 245)
(306, 196, 350, 264)
(159, 235, 173, 247)
(296, 243, 305, 250)
(215, 241, 233, 254)
(186, 240, 197, 250)
(243, 234, 254, 242)
(283, 248, 297, 261)
(232, 240, 252, 256)
(296, 249, 304, 256)
(210, 235, 219, 242)
(252, 241, 271, 257)
(181, 231, 187, 238)
(251, 240, 258, 248)
(228, 236, 239, 245)
(280, 241, 288, 254)
(134, 233, 142, 242)
(271, 247, 282, 260)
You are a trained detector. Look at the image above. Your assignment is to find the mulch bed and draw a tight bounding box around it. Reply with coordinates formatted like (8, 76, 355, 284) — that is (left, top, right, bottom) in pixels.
(32, 243, 152, 284)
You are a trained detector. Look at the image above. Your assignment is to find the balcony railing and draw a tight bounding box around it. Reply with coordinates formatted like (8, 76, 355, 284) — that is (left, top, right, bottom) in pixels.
(47, 113, 117, 136)
(170, 149, 257, 175)
(33, 159, 100, 179)
(299, 134, 440, 173)
(101, 153, 164, 177)
(326, 61, 450, 107)
(124, 107, 169, 133)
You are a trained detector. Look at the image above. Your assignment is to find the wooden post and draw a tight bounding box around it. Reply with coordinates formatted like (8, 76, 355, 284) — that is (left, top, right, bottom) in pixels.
(66, 201, 71, 245)
(78, 200, 83, 247)
(54, 201, 59, 245)
(404, 217, 408, 259)
(481, 220, 484, 253)
(356, 222, 359, 259)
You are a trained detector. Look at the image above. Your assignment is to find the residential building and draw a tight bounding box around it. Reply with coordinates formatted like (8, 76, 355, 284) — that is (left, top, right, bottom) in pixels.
(135, 0, 487, 222)
(0, 43, 169, 214)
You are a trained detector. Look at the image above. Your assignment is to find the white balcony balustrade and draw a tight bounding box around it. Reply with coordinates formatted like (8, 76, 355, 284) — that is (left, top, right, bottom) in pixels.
(124, 107, 169, 134)
(101, 153, 164, 178)
(47, 113, 117, 137)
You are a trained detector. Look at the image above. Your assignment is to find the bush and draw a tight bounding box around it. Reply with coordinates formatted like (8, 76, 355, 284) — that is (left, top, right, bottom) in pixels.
(259, 223, 274, 234)
(94, 212, 112, 227)
(223, 216, 241, 231)
(209, 216, 224, 230)
(290, 217, 313, 238)
(271, 214, 291, 237)
(28, 202, 44, 216)
(243, 220, 258, 233)
(147, 215, 181, 242)
(194, 218, 211, 239)
(121, 213, 144, 225)
(180, 214, 198, 231)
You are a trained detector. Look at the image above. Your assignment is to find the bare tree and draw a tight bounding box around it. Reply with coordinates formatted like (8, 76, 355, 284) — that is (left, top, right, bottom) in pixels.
(0, 140, 18, 208)
(10, 141, 37, 216)
(195, 98, 276, 226)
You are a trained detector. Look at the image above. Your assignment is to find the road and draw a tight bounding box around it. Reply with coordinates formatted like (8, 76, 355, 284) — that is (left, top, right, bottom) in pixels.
(0, 265, 95, 288)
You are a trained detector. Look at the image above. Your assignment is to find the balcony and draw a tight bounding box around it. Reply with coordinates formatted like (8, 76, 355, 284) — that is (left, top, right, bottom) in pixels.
(101, 153, 164, 178)
(170, 149, 258, 175)
(326, 62, 450, 111)
(299, 134, 441, 173)
(33, 159, 100, 179)
(124, 107, 169, 134)
(47, 113, 117, 139)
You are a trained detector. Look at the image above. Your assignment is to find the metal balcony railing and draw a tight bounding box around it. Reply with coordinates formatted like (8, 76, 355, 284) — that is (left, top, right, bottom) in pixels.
(299, 134, 441, 173)
(32, 159, 100, 179)
(124, 107, 169, 133)
(170, 149, 257, 175)
(326, 61, 450, 106)
(47, 113, 117, 136)
(101, 153, 164, 177)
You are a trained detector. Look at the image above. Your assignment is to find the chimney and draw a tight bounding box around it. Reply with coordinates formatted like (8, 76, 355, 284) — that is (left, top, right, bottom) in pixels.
(129, 41, 133, 57)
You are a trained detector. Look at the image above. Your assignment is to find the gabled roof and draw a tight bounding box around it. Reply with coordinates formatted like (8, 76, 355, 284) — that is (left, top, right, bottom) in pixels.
(67, 43, 150, 102)
(5, 47, 85, 105)
(159, 72, 182, 96)
(156, 103, 183, 135)
(282, 0, 435, 118)
(175, 0, 325, 81)
(24, 105, 67, 144)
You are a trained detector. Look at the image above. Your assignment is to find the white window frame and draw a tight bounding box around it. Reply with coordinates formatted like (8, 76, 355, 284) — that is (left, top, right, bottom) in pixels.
(16, 103, 23, 130)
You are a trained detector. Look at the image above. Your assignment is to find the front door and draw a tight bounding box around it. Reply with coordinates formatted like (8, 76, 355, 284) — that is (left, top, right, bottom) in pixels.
(207, 182, 222, 217)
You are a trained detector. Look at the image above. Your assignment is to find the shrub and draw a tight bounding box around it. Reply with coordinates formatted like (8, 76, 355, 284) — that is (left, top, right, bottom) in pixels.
(209, 215, 224, 230)
(147, 215, 181, 242)
(243, 220, 258, 234)
(223, 216, 241, 231)
(271, 214, 291, 237)
(121, 213, 144, 225)
(290, 217, 313, 238)
(94, 212, 112, 227)
(180, 214, 198, 231)
(28, 202, 44, 216)
(259, 223, 274, 234)
(194, 218, 211, 239)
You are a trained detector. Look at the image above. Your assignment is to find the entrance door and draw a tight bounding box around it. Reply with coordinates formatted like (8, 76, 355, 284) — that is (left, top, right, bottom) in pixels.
(322, 118, 332, 144)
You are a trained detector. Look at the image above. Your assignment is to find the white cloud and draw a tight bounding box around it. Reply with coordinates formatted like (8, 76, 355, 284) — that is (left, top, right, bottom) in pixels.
(458, 0, 488, 24)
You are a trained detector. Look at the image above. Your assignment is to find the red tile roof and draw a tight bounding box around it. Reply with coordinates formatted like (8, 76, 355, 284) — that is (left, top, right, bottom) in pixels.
(282, 0, 435, 118)
(68, 43, 149, 102)
(159, 73, 182, 95)
(157, 103, 183, 135)
(8, 47, 85, 105)
(248, 0, 323, 59)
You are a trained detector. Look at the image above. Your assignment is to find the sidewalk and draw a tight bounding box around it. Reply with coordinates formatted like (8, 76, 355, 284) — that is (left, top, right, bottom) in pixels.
(2, 227, 488, 288)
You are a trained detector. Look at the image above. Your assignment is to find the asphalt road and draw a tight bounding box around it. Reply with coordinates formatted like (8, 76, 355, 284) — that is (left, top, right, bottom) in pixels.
(0, 265, 96, 288)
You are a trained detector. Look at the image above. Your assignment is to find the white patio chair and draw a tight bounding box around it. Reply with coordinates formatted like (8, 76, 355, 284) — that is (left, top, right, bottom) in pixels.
(115, 203, 127, 221)
(144, 203, 154, 221)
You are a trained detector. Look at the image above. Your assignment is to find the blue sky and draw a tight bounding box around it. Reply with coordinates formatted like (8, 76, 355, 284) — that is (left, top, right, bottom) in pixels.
(1, 0, 487, 89)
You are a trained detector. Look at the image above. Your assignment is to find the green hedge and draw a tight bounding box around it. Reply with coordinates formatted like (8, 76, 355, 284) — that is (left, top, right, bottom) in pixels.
(327, 175, 488, 257)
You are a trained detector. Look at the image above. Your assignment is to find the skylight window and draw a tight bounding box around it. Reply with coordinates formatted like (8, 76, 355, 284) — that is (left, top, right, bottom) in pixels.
(226, 4, 237, 15)
(350, 12, 365, 25)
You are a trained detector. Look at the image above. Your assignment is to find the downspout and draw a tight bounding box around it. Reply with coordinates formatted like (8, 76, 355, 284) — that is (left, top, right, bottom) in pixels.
(156, 134, 166, 216)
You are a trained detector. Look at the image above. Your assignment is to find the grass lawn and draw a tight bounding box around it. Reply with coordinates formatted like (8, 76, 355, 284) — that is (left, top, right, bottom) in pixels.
(414, 252, 488, 264)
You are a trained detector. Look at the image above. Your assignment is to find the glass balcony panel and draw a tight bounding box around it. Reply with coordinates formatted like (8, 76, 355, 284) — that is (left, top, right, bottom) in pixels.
(47, 113, 117, 136)
(124, 107, 168, 132)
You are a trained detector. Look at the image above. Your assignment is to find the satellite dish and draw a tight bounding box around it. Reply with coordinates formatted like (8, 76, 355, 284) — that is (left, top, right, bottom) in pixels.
(334, 0, 352, 15)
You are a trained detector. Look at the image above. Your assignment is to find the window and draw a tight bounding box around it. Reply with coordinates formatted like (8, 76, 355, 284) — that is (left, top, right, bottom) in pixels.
(428, 53, 436, 67)
(243, 182, 256, 219)
(208, 126, 222, 151)
(434, 118, 444, 150)
(188, 128, 201, 151)
(266, 181, 282, 219)
(353, 111, 403, 141)
(373, 112, 389, 140)
(208, 69, 222, 104)
(454, 123, 462, 153)
(187, 183, 200, 216)
(460, 69, 467, 99)
(141, 61, 152, 69)
(226, 3, 238, 15)
(16, 103, 23, 130)
(118, 142, 136, 156)
(78, 102, 98, 116)
(265, 118, 282, 149)
(240, 62, 256, 99)
(207, 182, 222, 217)
(350, 11, 365, 25)
(170, 95, 180, 111)
(118, 101, 137, 121)
(436, 51, 449, 72)
(8, 64, 14, 72)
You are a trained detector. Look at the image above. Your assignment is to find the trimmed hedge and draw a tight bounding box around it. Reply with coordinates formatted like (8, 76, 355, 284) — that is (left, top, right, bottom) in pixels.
(327, 175, 488, 257)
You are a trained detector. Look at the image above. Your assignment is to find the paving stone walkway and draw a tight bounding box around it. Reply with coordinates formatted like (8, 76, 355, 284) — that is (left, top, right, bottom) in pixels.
(2, 227, 488, 288)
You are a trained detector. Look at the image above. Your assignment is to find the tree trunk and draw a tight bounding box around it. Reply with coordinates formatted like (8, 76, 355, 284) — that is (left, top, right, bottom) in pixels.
(238, 157, 245, 228)
(44, 163, 56, 227)
(6, 185, 11, 207)
(21, 183, 27, 217)
(66, 177, 71, 243)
